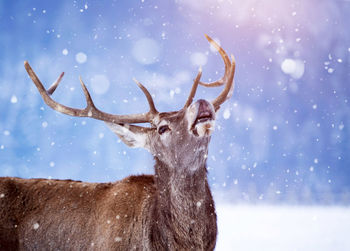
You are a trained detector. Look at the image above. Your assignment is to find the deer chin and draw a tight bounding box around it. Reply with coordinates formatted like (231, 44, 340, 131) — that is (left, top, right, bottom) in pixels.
(193, 119, 215, 137)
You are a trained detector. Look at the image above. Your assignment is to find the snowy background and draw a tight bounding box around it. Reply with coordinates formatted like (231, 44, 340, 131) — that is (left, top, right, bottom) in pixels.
(0, 0, 349, 250)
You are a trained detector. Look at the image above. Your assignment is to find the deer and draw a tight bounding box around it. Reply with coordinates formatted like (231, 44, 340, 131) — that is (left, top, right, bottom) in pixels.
(0, 35, 235, 250)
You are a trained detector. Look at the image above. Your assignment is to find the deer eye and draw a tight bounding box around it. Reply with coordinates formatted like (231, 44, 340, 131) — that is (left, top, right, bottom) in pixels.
(158, 125, 170, 134)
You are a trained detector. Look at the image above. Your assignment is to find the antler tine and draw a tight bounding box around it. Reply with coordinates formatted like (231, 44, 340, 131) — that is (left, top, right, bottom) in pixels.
(183, 67, 202, 108)
(132, 78, 158, 115)
(79, 76, 97, 109)
(47, 72, 64, 95)
(24, 61, 157, 124)
(211, 54, 236, 110)
(199, 34, 231, 87)
(24, 61, 86, 117)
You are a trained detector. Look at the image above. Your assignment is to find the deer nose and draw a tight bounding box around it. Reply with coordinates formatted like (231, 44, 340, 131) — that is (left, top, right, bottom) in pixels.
(194, 99, 215, 121)
(196, 99, 212, 112)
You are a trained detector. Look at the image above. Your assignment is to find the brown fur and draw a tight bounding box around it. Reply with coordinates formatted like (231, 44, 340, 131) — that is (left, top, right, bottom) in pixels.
(0, 169, 216, 250)
(0, 176, 154, 250)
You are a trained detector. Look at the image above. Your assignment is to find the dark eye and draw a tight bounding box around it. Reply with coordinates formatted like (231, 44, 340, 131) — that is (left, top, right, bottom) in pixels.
(158, 125, 170, 134)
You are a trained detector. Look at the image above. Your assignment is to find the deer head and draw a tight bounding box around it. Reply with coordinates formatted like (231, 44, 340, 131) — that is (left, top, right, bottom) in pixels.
(24, 35, 235, 170)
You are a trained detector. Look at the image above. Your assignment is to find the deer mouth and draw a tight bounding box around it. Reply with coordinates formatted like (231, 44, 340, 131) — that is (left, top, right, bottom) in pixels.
(194, 110, 214, 125)
(189, 99, 215, 137)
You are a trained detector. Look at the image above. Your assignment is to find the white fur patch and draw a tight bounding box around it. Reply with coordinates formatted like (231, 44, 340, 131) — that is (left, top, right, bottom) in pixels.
(186, 103, 199, 131)
(195, 120, 215, 137)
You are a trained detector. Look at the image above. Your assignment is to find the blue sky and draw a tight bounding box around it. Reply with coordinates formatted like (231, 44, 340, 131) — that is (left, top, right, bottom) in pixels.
(0, 0, 349, 204)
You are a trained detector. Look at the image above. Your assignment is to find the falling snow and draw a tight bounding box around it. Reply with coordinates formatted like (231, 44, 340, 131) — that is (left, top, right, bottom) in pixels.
(114, 237, 122, 242)
(281, 58, 305, 79)
(10, 95, 18, 103)
(1, 1, 350, 249)
(223, 108, 231, 120)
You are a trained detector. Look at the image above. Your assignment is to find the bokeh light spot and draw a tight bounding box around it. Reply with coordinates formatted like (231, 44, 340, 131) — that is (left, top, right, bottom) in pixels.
(90, 74, 110, 95)
(75, 52, 87, 64)
(132, 38, 160, 65)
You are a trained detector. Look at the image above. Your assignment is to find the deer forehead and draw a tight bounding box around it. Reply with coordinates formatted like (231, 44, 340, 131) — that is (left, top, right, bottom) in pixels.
(156, 110, 187, 126)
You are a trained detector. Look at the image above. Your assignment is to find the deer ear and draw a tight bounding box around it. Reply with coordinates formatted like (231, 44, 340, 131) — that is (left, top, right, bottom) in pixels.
(105, 122, 150, 150)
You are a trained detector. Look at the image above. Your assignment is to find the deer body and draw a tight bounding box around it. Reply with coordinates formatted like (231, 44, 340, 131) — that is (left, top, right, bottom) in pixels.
(0, 35, 235, 250)
(0, 173, 216, 250)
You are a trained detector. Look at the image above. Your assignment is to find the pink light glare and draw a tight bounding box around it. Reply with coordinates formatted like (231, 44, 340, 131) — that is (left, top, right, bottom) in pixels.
(177, 0, 317, 82)
(176, 0, 308, 25)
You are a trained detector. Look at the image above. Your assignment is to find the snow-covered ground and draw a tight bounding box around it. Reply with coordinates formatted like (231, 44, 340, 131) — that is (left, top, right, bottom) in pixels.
(216, 205, 350, 251)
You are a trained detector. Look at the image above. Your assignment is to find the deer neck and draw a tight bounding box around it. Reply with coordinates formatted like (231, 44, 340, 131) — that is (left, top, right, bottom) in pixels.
(154, 155, 208, 202)
(149, 156, 217, 249)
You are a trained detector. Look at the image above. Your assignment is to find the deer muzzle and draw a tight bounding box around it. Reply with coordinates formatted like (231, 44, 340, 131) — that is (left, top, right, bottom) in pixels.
(187, 99, 216, 137)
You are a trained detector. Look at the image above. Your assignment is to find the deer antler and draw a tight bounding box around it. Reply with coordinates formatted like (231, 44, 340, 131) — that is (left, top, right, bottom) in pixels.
(211, 54, 235, 110)
(203, 35, 236, 110)
(25, 35, 235, 123)
(184, 35, 236, 110)
(200, 35, 232, 88)
(183, 67, 202, 108)
(24, 61, 158, 124)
